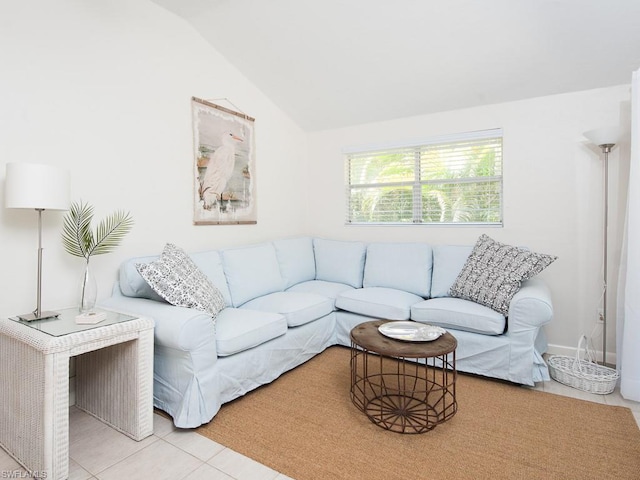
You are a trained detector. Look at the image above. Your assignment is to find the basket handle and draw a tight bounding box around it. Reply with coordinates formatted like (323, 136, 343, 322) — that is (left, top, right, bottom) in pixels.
(574, 335, 596, 372)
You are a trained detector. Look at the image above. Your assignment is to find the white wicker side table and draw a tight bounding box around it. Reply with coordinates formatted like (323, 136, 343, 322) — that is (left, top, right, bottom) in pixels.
(0, 308, 154, 480)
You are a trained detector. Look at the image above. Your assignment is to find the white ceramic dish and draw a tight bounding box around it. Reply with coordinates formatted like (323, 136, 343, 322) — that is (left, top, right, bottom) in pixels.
(378, 321, 446, 342)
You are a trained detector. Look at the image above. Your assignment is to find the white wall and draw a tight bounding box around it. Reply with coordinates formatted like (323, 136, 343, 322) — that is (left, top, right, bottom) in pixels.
(0, 1, 632, 362)
(307, 86, 632, 361)
(0, 0, 309, 318)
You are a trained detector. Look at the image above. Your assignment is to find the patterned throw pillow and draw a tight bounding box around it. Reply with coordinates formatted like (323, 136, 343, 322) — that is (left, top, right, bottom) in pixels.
(449, 234, 557, 315)
(136, 243, 226, 318)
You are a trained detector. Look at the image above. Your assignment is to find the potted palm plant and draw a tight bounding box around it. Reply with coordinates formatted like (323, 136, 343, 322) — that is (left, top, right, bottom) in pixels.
(62, 201, 134, 312)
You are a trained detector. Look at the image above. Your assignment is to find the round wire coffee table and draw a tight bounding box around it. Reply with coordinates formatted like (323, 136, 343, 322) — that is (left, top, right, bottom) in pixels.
(350, 320, 457, 434)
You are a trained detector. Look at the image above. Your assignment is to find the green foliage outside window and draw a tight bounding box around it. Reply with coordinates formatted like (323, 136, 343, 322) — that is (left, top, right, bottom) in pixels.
(346, 130, 502, 225)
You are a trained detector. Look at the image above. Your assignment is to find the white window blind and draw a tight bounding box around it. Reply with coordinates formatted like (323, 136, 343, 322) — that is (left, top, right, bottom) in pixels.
(345, 129, 503, 225)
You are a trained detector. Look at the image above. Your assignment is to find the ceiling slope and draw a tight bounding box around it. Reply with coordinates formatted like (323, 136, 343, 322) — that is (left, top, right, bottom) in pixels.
(152, 0, 640, 131)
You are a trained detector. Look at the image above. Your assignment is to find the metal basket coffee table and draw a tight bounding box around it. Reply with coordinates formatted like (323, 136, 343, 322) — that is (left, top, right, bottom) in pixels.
(350, 320, 457, 434)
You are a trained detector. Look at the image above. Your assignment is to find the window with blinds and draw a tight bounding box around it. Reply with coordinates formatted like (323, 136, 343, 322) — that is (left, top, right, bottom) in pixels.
(345, 129, 503, 225)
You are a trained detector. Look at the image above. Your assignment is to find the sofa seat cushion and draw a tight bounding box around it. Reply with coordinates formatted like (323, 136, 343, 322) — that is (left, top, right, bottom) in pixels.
(411, 297, 506, 335)
(241, 292, 334, 327)
(215, 308, 288, 356)
(286, 280, 354, 308)
(336, 287, 424, 321)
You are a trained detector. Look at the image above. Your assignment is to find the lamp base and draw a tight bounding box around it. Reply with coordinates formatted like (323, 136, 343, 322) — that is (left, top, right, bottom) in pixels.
(17, 310, 60, 322)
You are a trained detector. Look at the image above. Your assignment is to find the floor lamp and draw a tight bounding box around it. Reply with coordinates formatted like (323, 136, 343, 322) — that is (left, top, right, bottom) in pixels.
(583, 127, 623, 366)
(5, 162, 70, 321)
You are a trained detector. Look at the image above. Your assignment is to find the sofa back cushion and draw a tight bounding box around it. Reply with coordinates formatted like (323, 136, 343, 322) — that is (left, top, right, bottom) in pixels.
(119, 249, 232, 305)
(119, 254, 167, 302)
(313, 238, 366, 288)
(273, 237, 316, 289)
(363, 242, 432, 297)
(135, 244, 227, 317)
(222, 243, 284, 307)
(190, 250, 233, 306)
(430, 245, 473, 298)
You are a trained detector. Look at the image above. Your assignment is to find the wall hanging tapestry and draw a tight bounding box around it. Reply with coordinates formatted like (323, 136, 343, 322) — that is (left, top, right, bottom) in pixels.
(192, 97, 256, 225)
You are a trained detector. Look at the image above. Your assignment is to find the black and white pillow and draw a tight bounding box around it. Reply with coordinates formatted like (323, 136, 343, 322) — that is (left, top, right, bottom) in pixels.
(136, 243, 226, 318)
(449, 234, 557, 315)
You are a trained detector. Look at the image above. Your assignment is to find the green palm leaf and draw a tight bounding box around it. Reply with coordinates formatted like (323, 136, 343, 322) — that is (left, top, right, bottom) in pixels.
(90, 210, 134, 256)
(62, 201, 133, 259)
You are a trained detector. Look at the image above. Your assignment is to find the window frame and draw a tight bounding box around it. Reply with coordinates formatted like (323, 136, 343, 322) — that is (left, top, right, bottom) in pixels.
(344, 128, 503, 227)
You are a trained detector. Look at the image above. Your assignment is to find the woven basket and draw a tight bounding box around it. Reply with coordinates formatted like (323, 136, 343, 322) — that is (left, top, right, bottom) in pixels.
(548, 336, 619, 395)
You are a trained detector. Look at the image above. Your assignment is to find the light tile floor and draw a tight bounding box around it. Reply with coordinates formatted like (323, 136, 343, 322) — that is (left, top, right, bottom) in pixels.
(1, 380, 638, 480)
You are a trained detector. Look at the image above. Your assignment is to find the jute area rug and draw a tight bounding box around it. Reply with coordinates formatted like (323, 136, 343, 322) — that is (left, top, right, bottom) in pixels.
(196, 346, 640, 480)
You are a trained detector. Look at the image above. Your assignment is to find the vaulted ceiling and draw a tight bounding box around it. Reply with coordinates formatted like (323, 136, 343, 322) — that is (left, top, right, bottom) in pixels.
(152, 0, 640, 131)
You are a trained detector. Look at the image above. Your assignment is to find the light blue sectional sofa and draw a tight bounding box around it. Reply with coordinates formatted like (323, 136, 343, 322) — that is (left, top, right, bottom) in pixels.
(101, 237, 554, 428)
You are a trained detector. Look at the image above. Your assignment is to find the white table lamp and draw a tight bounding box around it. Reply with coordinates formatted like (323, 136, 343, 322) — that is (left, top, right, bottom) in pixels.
(5, 162, 70, 321)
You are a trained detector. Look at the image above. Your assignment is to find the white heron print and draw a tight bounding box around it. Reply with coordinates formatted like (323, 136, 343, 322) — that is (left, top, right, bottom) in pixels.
(201, 130, 244, 209)
(192, 97, 256, 225)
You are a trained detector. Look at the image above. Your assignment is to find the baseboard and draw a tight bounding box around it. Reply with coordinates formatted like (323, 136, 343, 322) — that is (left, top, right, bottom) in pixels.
(546, 343, 617, 368)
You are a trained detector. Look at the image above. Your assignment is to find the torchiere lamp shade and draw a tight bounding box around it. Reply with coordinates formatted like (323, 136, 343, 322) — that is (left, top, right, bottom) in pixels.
(583, 127, 624, 147)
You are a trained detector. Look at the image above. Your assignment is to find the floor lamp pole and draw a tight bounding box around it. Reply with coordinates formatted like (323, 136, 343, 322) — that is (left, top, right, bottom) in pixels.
(583, 127, 623, 367)
(600, 143, 614, 366)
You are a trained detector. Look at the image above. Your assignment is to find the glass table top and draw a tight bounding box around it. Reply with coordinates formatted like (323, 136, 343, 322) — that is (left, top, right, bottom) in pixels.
(9, 308, 137, 337)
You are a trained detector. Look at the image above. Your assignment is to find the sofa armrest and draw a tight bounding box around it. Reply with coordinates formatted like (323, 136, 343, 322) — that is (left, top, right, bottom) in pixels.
(99, 284, 217, 356)
(507, 277, 553, 332)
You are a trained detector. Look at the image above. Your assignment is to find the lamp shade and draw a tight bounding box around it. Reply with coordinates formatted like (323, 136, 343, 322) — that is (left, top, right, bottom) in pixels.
(583, 126, 625, 147)
(5, 162, 70, 210)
